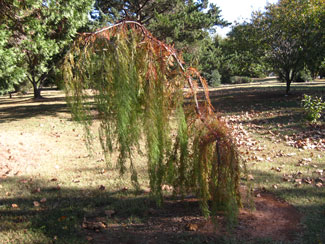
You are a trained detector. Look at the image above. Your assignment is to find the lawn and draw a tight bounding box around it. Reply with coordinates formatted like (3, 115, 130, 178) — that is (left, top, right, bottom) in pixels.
(0, 80, 324, 244)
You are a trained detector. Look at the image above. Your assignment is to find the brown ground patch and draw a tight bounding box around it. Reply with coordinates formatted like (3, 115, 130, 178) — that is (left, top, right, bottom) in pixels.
(236, 191, 301, 242)
(84, 190, 301, 244)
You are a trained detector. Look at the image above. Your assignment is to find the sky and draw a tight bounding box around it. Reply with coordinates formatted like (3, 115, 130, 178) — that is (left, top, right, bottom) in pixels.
(211, 0, 279, 37)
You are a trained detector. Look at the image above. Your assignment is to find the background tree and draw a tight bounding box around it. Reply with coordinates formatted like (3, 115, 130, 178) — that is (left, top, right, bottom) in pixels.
(197, 35, 223, 86)
(93, 0, 229, 79)
(0, 0, 94, 98)
(222, 22, 269, 78)
(252, 0, 325, 94)
(0, 28, 25, 95)
(0, 1, 26, 94)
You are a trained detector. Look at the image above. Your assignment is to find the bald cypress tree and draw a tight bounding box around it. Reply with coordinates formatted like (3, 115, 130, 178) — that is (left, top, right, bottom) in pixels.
(63, 21, 242, 221)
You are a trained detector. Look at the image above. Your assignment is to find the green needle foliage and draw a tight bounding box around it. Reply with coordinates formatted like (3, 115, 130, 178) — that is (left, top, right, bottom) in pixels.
(63, 21, 242, 220)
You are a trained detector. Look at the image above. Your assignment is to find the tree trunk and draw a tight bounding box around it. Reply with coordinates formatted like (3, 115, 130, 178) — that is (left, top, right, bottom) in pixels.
(32, 81, 42, 99)
(286, 80, 291, 95)
(285, 70, 292, 95)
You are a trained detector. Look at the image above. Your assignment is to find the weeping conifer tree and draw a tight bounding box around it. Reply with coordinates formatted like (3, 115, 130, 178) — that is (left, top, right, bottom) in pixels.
(63, 21, 242, 220)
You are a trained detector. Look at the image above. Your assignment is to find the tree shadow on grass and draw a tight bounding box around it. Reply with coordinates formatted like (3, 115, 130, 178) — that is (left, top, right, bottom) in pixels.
(0, 176, 225, 244)
(205, 84, 324, 114)
(0, 94, 100, 124)
(209, 90, 302, 113)
(0, 103, 69, 124)
(2, 171, 323, 244)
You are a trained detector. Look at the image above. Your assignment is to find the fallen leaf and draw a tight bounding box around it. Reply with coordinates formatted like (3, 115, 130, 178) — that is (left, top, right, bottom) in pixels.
(82, 219, 107, 231)
(58, 216, 67, 222)
(247, 174, 254, 181)
(86, 236, 93, 241)
(286, 153, 297, 157)
(32, 188, 41, 194)
(256, 156, 264, 162)
(295, 179, 302, 184)
(12, 203, 19, 208)
(302, 158, 312, 162)
(315, 182, 323, 188)
(315, 169, 323, 175)
(121, 187, 128, 192)
(40, 198, 47, 203)
(283, 175, 292, 182)
(186, 223, 198, 231)
(303, 177, 312, 184)
(51, 178, 58, 181)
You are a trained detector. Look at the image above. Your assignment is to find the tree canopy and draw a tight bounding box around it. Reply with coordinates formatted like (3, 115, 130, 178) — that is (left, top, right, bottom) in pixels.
(222, 22, 269, 78)
(92, 0, 229, 72)
(0, 0, 94, 98)
(252, 0, 325, 94)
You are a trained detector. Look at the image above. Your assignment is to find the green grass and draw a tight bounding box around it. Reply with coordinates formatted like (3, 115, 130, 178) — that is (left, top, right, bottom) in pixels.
(209, 80, 325, 244)
(0, 81, 324, 244)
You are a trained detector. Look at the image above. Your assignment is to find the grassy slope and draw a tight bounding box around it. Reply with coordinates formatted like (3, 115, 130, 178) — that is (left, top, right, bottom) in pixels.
(0, 80, 324, 243)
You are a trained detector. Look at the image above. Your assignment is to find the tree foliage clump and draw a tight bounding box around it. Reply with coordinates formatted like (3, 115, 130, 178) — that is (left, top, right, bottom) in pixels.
(0, 28, 25, 94)
(91, 0, 229, 84)
(63, 22, 242, 219)
(252, 0, 325, 94)
(0, 0, 94, 98)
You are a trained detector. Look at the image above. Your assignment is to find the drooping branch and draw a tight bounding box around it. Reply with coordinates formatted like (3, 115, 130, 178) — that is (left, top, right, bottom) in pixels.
(86, 21, 213, 121)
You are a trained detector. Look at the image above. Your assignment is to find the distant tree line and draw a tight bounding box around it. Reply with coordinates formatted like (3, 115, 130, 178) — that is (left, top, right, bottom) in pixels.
(0, 0, 324, 97)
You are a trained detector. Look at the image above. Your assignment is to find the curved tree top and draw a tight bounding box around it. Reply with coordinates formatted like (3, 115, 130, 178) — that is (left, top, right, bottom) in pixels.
(92, 0, 229, 49)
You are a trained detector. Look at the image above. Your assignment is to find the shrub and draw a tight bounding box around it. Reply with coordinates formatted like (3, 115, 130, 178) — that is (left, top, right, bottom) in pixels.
(301, 94, 325, 123)
(295, 68, 313, 82)
(209, 70, 221, 87)
(230, 76, 252, 84)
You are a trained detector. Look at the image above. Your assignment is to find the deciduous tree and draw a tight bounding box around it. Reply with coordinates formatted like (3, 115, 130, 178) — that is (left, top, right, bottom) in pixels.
(0, 0, 94, 98)
(252, 0, 325, 94)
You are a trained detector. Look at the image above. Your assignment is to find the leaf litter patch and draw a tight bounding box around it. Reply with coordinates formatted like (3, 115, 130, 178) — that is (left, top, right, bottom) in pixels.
(83, 190, 301, 244)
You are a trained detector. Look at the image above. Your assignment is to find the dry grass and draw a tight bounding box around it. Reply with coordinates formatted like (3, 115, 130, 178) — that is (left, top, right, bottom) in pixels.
(0, 80, 324, 243)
